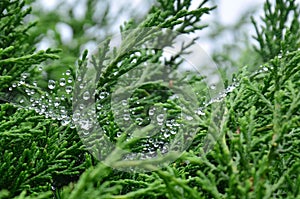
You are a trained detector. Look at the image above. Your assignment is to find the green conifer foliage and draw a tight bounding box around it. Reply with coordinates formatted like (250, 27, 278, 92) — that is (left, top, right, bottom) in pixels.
(0, 0, 59, 92)
(0, 0, 299, 198)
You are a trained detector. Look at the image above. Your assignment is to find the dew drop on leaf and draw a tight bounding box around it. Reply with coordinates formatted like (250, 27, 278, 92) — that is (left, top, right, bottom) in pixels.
(136, 117, 143, 125)
(66, 69, 71, 76)
(65, 86, 72, 94)
(96, 104, 102, 110)
(164, 132, 170, 138)
(67, 77, 73, 83)
(149, 108, 155, 116)
(122, 100, 127, 106)
(83, 91, 90, 100)
(59, 78, 66, 86)
(123, 113, 130, 121)
(210, 84, 216, 90)
(196, 108, 205, 116)
(19, 78, 25, 85)
(60, 95, 66, 101)
(99, 92, 106, 99)
(79, 104, 85, 110)
(21, 73, 29, 79)
(156, 114, 164, 122)
(62, 117, 71, 126)
(72, 111, 81, 122)
(48, 80, 56, 90)
(80, 119, 92, 131)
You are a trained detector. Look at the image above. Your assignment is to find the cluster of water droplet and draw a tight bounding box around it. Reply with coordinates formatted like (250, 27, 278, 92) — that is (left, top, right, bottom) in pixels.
(3, 61, 242, 164)
(72, 90, 112, 135)
(6, 69, 79, 127)
(108, 90, 204, 160)
(204, 82, 239, 105)
(121, 117, 185, 160)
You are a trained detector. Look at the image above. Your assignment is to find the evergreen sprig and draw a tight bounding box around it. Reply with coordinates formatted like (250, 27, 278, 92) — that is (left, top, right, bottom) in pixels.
(0, 0, 299, 198)
(252, 0, 300, 62)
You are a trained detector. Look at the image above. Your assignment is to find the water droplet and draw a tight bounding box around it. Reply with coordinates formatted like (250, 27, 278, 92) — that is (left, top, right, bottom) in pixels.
(66, 69, 71, 76)
(196, 108, 205, 116)
(72, 111, 81, 122)
(80, 119, 92, 131)
(61, 112, 67, 119)
(96, 104, 102, 110)
(19, 78, 25, 85)
(48, 80, 56, 90)
(65, 86, 72, 94)
(60, 95, 66, 101)
(87, 108, 95, 116)
(210, 84, 216, 90)
(123, 113, 130, 121)
(122, 100, 127, 106)
(8, 87, 12, 91)
(226, 85, 236, 93)
(12, 83, 17, 87)
(156, 114, 164, 123)
(62, 117, 71, 126)
(21, 73, 29, 79)
(67, 77, 73, 83)
(136, 117, 143, 125)
(164, 132, 170, 138)
(79, 104, 85, 110)
(70, 124, 76, 129)
(59, 78, 66, 86)
(99, 92, 106, 99)
(149, 108, 155, 116)
(83, 91, 90, 100)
